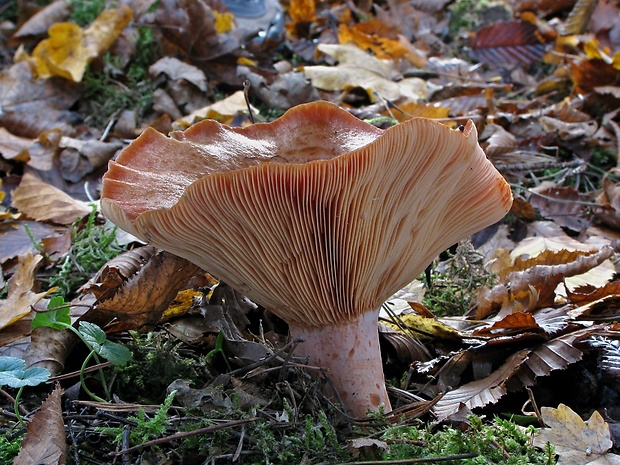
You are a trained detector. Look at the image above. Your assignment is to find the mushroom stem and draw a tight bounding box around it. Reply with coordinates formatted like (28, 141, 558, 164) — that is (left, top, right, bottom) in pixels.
(289, 309, 390, 418)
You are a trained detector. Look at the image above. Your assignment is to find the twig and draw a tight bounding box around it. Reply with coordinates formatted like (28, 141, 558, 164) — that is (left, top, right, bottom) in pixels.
(243, 80, 255, 124)
(111, 417, 259, 456)
(227, 337, 302, 377)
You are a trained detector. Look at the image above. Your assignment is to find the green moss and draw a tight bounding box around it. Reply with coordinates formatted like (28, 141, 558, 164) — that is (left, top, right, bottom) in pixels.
(382, 415, 555, 464)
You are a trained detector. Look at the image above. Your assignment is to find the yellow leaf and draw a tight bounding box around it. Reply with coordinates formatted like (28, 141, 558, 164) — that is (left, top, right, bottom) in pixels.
(29, 5, 132, 82)
(214, 11, 235, 34)
(0, 254, 53, 331)
(32, 22, 87, 81)
(289, 0, 316, 24)
(83, 5, 133, 58)
(162, 289, 204, 321)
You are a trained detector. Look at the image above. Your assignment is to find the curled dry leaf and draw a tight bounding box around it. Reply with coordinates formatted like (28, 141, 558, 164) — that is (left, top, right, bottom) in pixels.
(14, 384, 66, 465)
(534, 403, 620, 465)
(469, 244, 620, 320)
(11, 173, 91, 225)
(95, 250, 200, 330)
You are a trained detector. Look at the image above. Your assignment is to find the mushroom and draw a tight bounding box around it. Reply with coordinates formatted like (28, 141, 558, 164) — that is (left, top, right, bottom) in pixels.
(100, 101, 512, 418)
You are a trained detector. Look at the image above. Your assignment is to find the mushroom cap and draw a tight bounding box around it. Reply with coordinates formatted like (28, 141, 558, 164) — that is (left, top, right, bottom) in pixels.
(101, 101, 512, 327)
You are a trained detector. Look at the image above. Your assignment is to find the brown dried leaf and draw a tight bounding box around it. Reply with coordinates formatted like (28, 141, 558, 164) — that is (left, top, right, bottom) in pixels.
(535, 404, 620, 465)
(510, 327, 588, 388)
(473, 312, 541, 337)
(0, 221, 66, 264)
(154, 0, 239, 60)
(433, 350, 530, 420)
(470, 245, 619, 319)
(0, 62, 80, 138)
(529, 186, 590, 232)
(470, 20, 547, 66)
(96, 251, 201, 330)
(11, 173, 91, 226)
(14, 384, 66, 465)
(0, 254, 53, 331)
(11, 1, 69, 41)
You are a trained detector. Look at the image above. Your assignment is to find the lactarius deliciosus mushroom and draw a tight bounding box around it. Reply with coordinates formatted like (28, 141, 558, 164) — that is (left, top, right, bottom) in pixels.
(100, 101, 512, 418)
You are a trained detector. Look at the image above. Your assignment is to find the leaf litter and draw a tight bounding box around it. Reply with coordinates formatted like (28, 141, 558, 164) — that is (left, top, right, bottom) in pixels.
(1, 0, 620, 463)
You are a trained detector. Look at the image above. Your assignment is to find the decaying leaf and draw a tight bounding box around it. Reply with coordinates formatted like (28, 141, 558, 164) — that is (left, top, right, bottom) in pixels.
(535, 404, 620, 465)
(14, 384, 66, 465)
(11, 173, 91, 226)
(0, 254, 53, 331)
(95, 250, 201, 330)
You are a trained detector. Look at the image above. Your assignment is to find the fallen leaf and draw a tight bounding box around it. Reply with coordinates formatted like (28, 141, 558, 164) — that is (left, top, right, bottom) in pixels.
(174, 90, 259, 128)
(470, 20, 548, 67)
(14, 384, 66, 465)
(28, 5, 132, 81)
(0, 254, 54, 331)
(535, 404, 620, 464)
(470, 244, 619, 319)
(302, 43, 427, 102)
(95, 250, 201, 330)
(433, 350, 530, 420)
(11, 1, 69, 41)
(0, 62, 80, 138)
(149, 57, 207, 92)
(11, 173, 91, 225)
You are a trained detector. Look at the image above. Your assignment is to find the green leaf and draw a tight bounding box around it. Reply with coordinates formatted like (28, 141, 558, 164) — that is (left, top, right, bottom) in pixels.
(31, 297, 71, 330)
(99, 340, 132, 367)
(0, 356, 50, 388)
(79, 321, 107, 349)
(78, 322, 131, 366)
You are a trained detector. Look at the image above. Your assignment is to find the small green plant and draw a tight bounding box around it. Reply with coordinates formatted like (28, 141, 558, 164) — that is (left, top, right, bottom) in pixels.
(67, 0, 108, 26)
(0, 356, 50, 427)
(424, 240, 495, 316)
(100, 390, 177, 446)
(32, 296, 131, 402)
(80, 25, 159, 128)
(0, 432, 24, 463)
(48, 206, 123, 299)
(382, 415, 555, 464)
